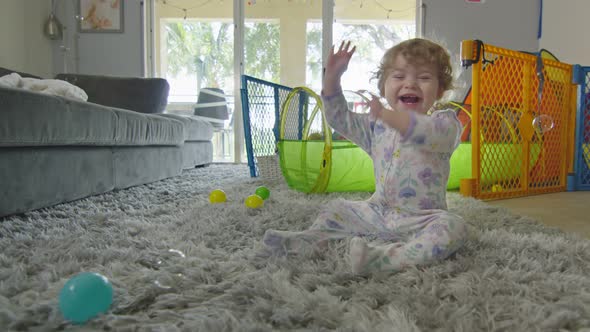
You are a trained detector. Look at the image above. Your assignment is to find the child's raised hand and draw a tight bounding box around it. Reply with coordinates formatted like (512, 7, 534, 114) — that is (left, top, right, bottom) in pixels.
(325, 41, 356, 79)
(368, 94, 384, 119)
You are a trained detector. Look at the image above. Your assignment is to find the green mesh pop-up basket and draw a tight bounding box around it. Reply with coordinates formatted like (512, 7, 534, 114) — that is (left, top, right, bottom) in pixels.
(277, 87, 375, 193)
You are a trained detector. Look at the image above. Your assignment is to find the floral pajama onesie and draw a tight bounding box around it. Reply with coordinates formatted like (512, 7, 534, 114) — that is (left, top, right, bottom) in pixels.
(262, 91, 467, 274)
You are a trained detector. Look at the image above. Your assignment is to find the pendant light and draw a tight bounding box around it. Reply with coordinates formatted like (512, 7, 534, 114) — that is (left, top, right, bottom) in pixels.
(44, 0, 63, 40)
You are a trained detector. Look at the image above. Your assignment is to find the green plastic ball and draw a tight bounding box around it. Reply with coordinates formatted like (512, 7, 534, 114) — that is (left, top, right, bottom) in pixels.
(244, 194, 264, 208)
(209, 189, 227, 203)
(59, 272, 113, 324)
(254, 186, 271, 200)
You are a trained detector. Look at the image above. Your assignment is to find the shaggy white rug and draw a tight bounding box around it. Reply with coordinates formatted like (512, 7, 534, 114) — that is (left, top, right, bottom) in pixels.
(1, 164, 589, 331)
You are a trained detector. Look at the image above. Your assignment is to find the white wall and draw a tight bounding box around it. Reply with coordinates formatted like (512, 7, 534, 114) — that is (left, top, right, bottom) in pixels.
(540, 0, 590, 65)
(0, 0, 54, 77)
(421, 0, 541, 99)
(422, 0, 540, 54)
(52, 0, 144, 77)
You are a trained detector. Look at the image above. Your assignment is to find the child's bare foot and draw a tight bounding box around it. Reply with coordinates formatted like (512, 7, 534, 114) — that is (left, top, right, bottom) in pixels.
(262, 230, 328, 256)
(349, 237, 370, 275)
(349, 237, 404, 275)
(262, 230, 289, 256)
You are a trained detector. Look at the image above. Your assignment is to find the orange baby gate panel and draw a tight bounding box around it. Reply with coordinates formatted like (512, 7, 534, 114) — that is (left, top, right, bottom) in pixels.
(459, 40, 577, 200)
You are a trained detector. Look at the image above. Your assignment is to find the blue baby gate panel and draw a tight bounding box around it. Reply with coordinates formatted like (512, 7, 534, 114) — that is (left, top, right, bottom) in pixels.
(241, 75, 309, 178)
(573, 66, 590, 190)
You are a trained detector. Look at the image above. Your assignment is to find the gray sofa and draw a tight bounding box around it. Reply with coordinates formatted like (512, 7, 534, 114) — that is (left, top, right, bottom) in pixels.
(0, 68, 214, 217)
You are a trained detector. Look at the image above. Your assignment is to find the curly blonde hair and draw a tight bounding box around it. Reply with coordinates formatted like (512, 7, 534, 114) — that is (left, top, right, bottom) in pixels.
(374, 38, 454, 97)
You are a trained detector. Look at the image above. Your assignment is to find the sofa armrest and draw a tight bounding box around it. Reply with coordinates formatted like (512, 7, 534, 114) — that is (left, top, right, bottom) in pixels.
(55, 74, 170, 114)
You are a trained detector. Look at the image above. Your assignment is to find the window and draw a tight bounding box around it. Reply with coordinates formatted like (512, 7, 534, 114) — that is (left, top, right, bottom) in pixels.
(150, 0, 416, 163)
(306, 23, 415, 93)
(162, 20, 234, 104)
(159, 18, 280, 162)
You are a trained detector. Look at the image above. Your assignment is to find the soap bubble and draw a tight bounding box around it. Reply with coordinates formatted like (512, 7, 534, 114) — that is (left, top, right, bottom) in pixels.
(532, 114, 554, 133)
(153, 249, 186, 290)
(153, 272, 185, 290)
(165, 249, 186, 259)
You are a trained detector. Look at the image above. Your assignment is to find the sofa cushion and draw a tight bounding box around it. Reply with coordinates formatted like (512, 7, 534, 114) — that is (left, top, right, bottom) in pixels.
(1, 87, 117, 146)
(114, 108, 184, 145)
(158, 113, 214, 141)
(0, 87, 184, 147)
(55, 73, 170, 114)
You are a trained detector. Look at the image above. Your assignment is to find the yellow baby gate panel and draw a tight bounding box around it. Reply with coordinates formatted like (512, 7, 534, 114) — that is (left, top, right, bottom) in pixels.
(459, 40, 577, 200)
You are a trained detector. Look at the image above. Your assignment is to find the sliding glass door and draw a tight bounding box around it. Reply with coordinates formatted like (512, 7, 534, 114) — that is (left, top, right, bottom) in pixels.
(150, 0, 416, 163)
(161, 19, 234, 103)
(155, 1, 235, 162)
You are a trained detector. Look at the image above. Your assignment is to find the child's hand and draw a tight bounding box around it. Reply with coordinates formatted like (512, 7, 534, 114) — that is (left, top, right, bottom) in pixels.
(325, 41, 356, 79)
(323, 41, 356, 96)
(368, 94, 384, 119)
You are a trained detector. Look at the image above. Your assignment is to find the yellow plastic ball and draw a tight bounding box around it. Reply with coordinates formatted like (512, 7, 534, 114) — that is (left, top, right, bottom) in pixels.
(307, 132, 323, 140)
(491, 184, 503, 193)
(209, 189, 227, 204)
(244, 194, 264, 209)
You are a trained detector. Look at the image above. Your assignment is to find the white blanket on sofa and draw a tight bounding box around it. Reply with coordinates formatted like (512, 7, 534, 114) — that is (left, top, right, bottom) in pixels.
(0, 72, 88, 101)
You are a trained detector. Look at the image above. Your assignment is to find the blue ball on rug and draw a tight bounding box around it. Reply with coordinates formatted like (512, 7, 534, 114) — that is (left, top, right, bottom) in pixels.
(58, 272, 113, 324)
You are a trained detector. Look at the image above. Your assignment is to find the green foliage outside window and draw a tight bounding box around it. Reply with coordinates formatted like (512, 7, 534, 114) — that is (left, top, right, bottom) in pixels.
(165, 21, 280, 91)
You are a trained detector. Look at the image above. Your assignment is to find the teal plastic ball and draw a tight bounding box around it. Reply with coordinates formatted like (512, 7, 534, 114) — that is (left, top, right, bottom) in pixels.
(59, 272, 113, 324)
(255, 186, 270, 200)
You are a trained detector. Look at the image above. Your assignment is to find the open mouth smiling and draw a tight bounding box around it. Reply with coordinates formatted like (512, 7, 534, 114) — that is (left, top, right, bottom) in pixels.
(399, 95, 420, 104)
